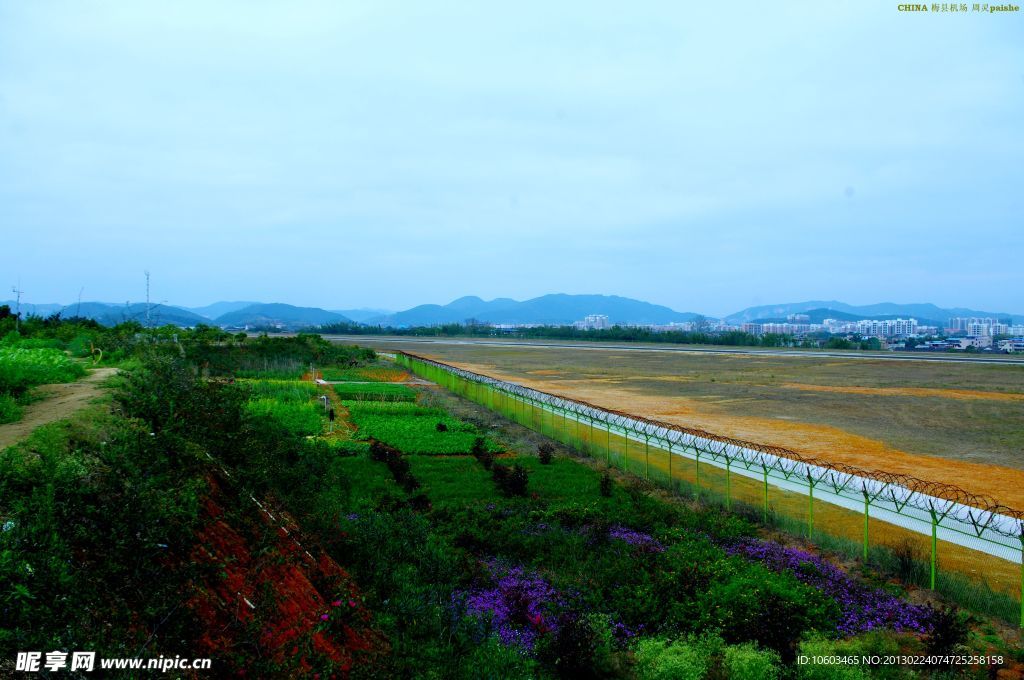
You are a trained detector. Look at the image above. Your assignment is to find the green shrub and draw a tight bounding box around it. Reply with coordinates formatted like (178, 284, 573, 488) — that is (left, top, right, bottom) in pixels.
(723, 642, 781, 680)
(0, 394, 22, 424)
(492, 463, 529, 497)
(0, 346, 86, 396)
(538, 612, 624, 678)
(634, 635, 721, 680)
(696, 566, 839, 659)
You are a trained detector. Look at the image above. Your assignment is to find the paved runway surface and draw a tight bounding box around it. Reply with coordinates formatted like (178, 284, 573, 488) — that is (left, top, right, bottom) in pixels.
(321, 335, 1024, 366)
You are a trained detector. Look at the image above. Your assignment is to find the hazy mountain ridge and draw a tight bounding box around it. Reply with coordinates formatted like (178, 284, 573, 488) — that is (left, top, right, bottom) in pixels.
(0, 300, 208, 326)
(214, 303, 351, 327)
(3, 296, 1021, 329)
(330, 308, 394, 323)
(366, 294, 700, 326)
(727, 301, 1023, 325)
(185, 301, 264, 319)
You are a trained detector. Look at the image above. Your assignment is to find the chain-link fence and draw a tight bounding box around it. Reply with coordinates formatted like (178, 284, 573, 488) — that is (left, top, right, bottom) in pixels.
(395, 351, 1024, 626)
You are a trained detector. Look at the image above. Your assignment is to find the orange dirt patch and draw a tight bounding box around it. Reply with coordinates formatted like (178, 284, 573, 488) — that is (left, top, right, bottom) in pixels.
(782, 383, 1024, 402)
(442, 359, 1024, 510)
(188, 476, 386, 675)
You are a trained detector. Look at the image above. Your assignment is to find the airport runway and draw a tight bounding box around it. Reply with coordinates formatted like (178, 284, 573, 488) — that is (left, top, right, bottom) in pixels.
(321, 335, 1024, 366)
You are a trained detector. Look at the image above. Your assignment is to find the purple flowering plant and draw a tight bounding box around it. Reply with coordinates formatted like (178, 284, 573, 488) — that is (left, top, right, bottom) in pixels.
(454, 560, 563, 651)
(607, 525, 666, 553)
(725, 537, 933, 636)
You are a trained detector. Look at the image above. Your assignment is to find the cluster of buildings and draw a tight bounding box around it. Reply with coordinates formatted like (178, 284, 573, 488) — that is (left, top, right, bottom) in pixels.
(739, 317, 936, 338)
(947, 317, 1024, 337)
(562, 313, 1024, 353)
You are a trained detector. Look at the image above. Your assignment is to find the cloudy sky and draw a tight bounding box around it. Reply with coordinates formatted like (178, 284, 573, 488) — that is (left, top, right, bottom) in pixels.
(1, 1, 1021, 316)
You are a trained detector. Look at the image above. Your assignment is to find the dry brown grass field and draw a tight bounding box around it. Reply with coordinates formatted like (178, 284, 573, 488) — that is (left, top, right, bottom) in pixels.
(333, 337, 1024, 509)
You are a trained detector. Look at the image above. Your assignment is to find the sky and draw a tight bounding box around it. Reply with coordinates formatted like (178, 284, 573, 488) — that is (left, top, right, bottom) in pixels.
(1, 1, 1022, 318)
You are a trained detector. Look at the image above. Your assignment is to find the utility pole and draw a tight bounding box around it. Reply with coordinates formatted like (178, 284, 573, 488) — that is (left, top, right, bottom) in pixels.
(76, 287, 84, 318)
(11, 283, 23, 333)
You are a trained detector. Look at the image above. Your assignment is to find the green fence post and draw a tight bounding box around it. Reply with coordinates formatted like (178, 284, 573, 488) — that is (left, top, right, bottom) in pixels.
(606, 422, 611, 466)
(862, 490, 870, 563)
(807, 472, 815, 539)
(695, 451, 702, 501)
(929, 509, 938, 590)
(762, 465, 769, 523)
(725, 457, 732, 511)
(668, 442, 673, 493)
(644, 435, 650, 480)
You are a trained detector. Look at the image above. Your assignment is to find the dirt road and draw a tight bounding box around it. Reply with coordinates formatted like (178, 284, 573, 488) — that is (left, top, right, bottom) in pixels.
(0, 367, 118, 450)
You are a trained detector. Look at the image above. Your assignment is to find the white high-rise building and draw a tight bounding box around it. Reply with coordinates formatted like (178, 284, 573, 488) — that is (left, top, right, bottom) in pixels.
(575, 314, 610, 330)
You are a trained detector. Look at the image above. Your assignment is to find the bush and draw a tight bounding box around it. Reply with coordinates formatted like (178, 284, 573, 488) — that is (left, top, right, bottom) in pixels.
(633, 636, 721, 680)
(473, 436, 495, 470)
(492, 463, 529, 497)
(436, 422, 448, 432)
(723, 642, 781, 680)
(538, 612, 623, 678)
(538, 443, 554, 465)
(369, 441, 421, 493)
(697, 567, 839, 659)
(600, 469, 613, 497)
(0, 394, 22, 424)
(923, 605, 969, 659)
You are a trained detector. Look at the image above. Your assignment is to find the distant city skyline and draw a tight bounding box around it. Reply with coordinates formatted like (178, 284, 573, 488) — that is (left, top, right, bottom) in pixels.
(2, 2, 1021, 316)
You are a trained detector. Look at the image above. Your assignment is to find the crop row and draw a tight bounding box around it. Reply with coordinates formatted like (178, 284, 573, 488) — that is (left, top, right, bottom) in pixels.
(331, 382, 416, 401)
(344, 401, 499, 455)
(320, 366, 407, 382)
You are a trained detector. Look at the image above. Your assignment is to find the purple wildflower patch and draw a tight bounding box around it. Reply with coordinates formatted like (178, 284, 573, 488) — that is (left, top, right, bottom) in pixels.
(608, 525, 666, 553)
(726, 538, 932, 636)
(456, 561, 563, 651)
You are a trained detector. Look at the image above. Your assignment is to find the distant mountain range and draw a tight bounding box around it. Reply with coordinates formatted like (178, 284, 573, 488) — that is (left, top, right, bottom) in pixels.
(364, 294, 700, 327)
(3, 296, 1021, 329)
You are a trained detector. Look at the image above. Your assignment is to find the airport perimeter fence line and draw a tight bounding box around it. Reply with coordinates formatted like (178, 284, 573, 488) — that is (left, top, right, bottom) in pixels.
(393, 351, 1024, 627)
